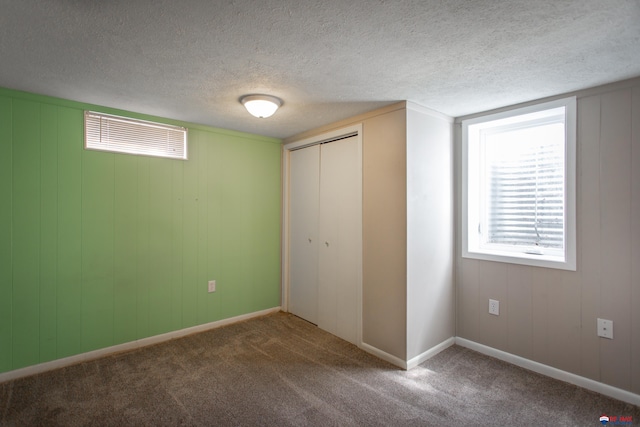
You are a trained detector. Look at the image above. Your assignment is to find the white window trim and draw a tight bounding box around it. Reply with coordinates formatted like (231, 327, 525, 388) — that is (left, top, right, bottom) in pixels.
(461, 97, 577, 271)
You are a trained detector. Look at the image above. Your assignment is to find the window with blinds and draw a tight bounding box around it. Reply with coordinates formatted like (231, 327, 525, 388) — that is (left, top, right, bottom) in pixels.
(84, 111, 187, 160)
(462, 97, 576, 270)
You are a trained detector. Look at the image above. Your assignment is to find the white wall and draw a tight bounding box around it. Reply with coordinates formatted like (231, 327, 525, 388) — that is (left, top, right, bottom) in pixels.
(406, 104, 454, 360)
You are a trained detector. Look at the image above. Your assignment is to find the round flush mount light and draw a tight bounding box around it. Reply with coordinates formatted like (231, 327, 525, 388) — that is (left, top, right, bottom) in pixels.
(240, 94, 282, 118)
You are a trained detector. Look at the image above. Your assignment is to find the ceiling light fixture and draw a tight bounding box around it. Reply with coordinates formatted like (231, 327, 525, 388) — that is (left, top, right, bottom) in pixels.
(240, 94, 282, 118)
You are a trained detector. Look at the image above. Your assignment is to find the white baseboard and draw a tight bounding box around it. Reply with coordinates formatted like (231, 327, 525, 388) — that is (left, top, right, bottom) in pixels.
(360, 342, 408, 369)
(456, 337, 640, 407)
(0, 306, 281, 384)
(360, 337, 456, 370)
(406, 337, 456, 370)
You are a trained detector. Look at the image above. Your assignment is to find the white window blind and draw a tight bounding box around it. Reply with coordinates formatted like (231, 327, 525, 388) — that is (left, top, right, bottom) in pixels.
(483, 116, 565, 253)
(84, 111, 187, 160)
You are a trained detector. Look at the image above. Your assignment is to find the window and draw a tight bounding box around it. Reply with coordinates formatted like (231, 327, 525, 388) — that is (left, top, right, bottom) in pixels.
(462, 97, 576, 270)
(85, 111, 188, 160)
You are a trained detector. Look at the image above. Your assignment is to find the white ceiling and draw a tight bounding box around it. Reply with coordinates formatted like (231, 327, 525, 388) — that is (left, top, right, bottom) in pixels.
(1, 0, 639, 139)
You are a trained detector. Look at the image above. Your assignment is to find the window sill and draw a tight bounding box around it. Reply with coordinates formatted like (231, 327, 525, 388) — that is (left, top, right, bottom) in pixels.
(462, 249, 576, 271)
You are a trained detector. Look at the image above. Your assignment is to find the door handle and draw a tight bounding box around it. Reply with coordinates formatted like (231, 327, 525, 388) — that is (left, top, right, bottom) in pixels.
(325, 241, 329, 247)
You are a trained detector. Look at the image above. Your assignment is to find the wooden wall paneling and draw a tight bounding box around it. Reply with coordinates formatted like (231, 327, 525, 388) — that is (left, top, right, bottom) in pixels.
(249, 141, 282, 311)
(113, 154, 139, 345)
(547, 270, 581, 374)
(246, 141, 261, 313)
(39, 104, 58, 363)
(81, 149, 115, 353)
(477, 261, 508, 351)
(216, 136, 234, 317)
(148, 157, 175, 336)
(0, 88, 283, 375)
(630, 86, 640, 394)
(170, 152, 185, 331)
(506, 265, 533, 359)
(241, 141, 258, 314)
(195, 131, 212, 324)
(181, 130, 199, 329)
(55, 107, 82, 359)
(217, 136, 250, 321)
(0, 96, 12, 372)
(233, 139, 254, 320)
(11, 99, 41, 369)
(458, 259, 480, 341)
(599, 89, 633, 391)
(211, 135, 231, 320)
(632, 86, 640, 394)
(531, 268, 551, 366)
(135, 155, 151, 338)
(577, 94, 602, 381)
(454, 80, 640, 395)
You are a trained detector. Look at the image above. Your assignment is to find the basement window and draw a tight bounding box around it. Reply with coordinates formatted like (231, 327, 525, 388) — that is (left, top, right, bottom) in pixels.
(461, 97, 576, 270)
(84, 111, 188, 160)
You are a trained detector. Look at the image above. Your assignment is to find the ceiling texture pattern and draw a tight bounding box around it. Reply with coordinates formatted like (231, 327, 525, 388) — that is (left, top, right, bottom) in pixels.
(1, 0, 639, 139)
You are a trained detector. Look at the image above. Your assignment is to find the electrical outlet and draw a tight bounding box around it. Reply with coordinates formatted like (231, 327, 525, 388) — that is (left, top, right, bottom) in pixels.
(489, 299, 499, 316)
(597, 318, 613, 339)
(208, 280, 216, 293)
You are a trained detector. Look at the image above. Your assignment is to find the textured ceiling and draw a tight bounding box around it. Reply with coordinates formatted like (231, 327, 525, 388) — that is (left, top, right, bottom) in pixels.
(1, 0, 639, 139)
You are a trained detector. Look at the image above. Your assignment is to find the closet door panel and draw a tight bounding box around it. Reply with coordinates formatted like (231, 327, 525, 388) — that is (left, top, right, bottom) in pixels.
(289, 145, 320, 324)
(318, 137, 360, 343)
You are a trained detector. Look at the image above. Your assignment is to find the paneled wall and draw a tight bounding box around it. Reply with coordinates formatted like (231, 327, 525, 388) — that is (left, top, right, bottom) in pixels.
(456, 78, 640, 394)
(0, 88, 282, 374)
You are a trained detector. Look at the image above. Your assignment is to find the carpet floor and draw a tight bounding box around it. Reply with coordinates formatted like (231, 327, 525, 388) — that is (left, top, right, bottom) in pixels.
(0, 312, 638, 426)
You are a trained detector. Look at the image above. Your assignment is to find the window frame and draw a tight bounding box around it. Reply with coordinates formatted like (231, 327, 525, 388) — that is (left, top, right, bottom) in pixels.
(461, 97, 577, 271)
(84, 111, 188, 160)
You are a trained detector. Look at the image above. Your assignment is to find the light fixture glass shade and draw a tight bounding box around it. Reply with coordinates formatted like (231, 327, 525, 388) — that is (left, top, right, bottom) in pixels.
(240, 94, 282, 118)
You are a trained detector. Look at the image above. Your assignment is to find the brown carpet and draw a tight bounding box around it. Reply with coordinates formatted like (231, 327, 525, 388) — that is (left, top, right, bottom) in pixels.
(0, 312, 638, 426)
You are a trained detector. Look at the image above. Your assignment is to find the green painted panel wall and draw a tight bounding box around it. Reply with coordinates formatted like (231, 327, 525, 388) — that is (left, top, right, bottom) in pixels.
(39, 103, 58, 362)
(0, 87, 282, 374)
(12, 99, 41, 369)
(0, 97, 13, 372)
(56, 106, 83, 359)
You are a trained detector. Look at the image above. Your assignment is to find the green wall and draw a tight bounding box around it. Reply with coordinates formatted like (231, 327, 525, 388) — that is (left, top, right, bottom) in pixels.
(0, 88, 282, 374)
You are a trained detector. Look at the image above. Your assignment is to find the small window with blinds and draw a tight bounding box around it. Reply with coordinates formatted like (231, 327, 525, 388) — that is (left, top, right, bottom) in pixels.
(84, 111, 187, 160)
(462, 97, 576, 270)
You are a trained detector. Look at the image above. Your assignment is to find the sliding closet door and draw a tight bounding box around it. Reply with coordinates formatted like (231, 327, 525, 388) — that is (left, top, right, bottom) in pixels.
(317, 136, 360, 344)
(289, 145, 320, 324)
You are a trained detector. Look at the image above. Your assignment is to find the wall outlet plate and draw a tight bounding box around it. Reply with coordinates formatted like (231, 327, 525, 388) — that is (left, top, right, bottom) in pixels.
(597, 318, 613, 339)
(208, 280, 216, 293)
(489, 299, 499, 316)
